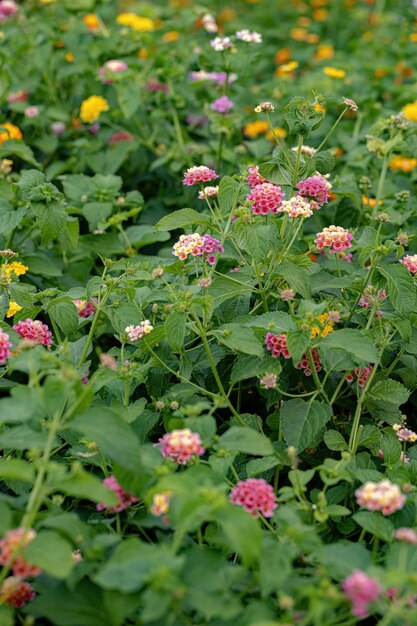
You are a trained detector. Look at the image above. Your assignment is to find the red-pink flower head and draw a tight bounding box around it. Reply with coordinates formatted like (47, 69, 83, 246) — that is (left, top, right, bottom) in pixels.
(97, 475, 139, 513)
(109, 131, 134, 146)
(0, 577, 35, 608)
(297, 176, 331, 207)
(246, 182, 284, 215)
(346, 365, 372, 388)
(394, 527, 417, 544)
(0, 528, 41, 578)
(246, 166, 266, 188)
(265, 332, 291, 359)
(13, 319, 53, 346)
(99, 59, 128, 82)
(296, 349, 321, 377)
(172, 233, 223, 264)
(230, 478, 278, 518)
(183, 165, 218, 186)
(73, 299, 96, 318)
(355, 480, 406, 516)
(400, 254, 417, 274)
(158, 428, 204, 465)
(342, 570, 381, 618)
(0, 0, 18, 22)
(315, 225, 353, 253)
(7, 90, 29, 104)
(0, 329, 11, 364)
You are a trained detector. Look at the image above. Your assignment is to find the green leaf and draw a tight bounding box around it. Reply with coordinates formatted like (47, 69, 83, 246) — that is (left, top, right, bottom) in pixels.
(154, 208, 210, 231)
(313, 541, 371, 580)
(0, 459, 34, 482)
(260, 536, 297, 594)
(274, 262, 311, 298)
(367, 379, 410, 415)
(213, 323, 263, 357)
(281, 399, 331, 452)
(48, 301, 79, 335)
(58, 466, 118, 506)
(218, 426, 274, 456)
(313, 150, 336, 174)
(286, 329, 310, 363)
(69, 408, 142, 471)
(319, 329, 379, 366)
(164, 311, 186, 352)
(246, 311, 295, 333)
(33, 202, 68, 244)
(24, 530, 74, 579)
(324, 430, 348, 451)
(218, 176, 241, 213)
(82, 202, 113, 230)
(380, 437, 402, 465)
(246, 456, 280, 476)
(258, 162, 292, 188)
(217, 505, 261, 565)
(0, 140, 40, 166)
(230, 355, 281, 384)
(378, 264, 417, 317)
(353, 511, 394, 543)
(0, 199, 26, 235)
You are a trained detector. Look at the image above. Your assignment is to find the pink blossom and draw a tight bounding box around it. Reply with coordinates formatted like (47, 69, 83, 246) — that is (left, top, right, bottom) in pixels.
(183, 165, 218, 186)
(260, 373, 278, 389)
(254, 101, 274, 113)
(24, 106, 40, 119)
(230, 478, 278, 518)
(280, 194, 313, 218)
(346, 365, 372, 388)
(296, 348, 321, 377)
(211, 96, 234, 114)
(144, 79, 169, 93)
(73, 299, 96, 318)
(51, 121, 66, 136)
(0, 329, 11, 364)
(13, 319, 53, 346)
(109, 131, 134, 146)
(99, 353, 117, 370)
(210, 36, 232, 52)
(0, 578, 35, 608)
(400, 254, 417, 274)
(172, 233, 223, 264)
(394, 527, 417, 544)
(355, 480, 406, 516)
(359, 286, 387, 316)
(297, 176, 330, 207)
(342, 570, 381, 618)
(315, 225, 353, 254)
(198, 186, 219, 200)
(97, 476, 139, 513)
(0, 0, 18, 22)
(125, 320, 153, 342)
(7, 90, 29, 104)
(246, 166, 266, 188)
(265, 332, 291, 359)
(99, 59, 128, 82)
(327, 310, 340, 322)
(246, 182, 284, 215)
(343, 98, 358, 112)
(158, 428, 204, 465)
(0, 528, 41, 578)
(280, 288, 295, 301)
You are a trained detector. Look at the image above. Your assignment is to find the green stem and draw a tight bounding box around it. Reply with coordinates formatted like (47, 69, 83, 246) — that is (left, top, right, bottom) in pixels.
(372, 153, 388, 220)
(293, 135, 303, 185)
(348, 364, 379, 454)
(315, 107, 348, 154)
(307, 349, 330, 403)
(329, 372, 349, 406)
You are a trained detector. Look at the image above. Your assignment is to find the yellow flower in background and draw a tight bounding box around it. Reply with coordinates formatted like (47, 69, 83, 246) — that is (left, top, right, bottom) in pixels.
(65, 52, 74, 62)
(306, 33, 320, 44)
(243, 120, 269, 138)
(323, 66, 346, 79)
(315, 102, 326, 113)
(138, 48, 149, 59)
(40, 0, 56, 4)
(266, 127, 287, 141)
(80, 96, 109, 124)
(117, 13, 154, 32)
(389, 156, 417, 173)
(83, 14, 100, 31)
(163, 31, 180, 43)
(313, 8, 329, 20)
(6, 301, 22, 318)
(315, 44, 334, 60)
(310, 313, 334, 338)
(276, 60, 299, 76)
(362, 196, 383, 207)
(290, 27, 308, 41)
(402, 100, 417, 122)
(0, 123, 22, 144)
(409, 33, 417, 42)
(2, 261, 29, 279)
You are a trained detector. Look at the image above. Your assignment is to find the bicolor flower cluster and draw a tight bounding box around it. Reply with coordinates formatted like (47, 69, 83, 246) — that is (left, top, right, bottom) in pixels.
(158, 428, 204, 465)
(254, 101, 274, 113)
(73, 299, 96, 318)
(97, 476, 139, 513)
(393, 419, 417, 442)
(0, 0, 18, 22)
(400, 254, 417, 274)
(265, 333, 321, 376)
(359, 286, 387, 317)
(246, 166, 266, 188)
(315, 225, 353, 253)
(125, 320, 153, 342)
(151, 491, 172, 517)
(172, 233, 223, 264)
(280, 194, 313, 218)
(229, 478, 278, 518)
(99, 60, 128, 82)
(355, 480, 406, 516)
(182, 165, 218, 186)
(346, 365, 373, 388)
(13, 319, 53, 346)
(0, 528, 40, 608)
(342, 570, 381, 618)
(0, 577, 35, 609)
(296, 175, 331, 209)
(246, 182, 284, 215)
(0, 329, 11, 363)
(235, 29, 262, 43)
(198, 186, 219, 200)
(210, 36, 232, 52)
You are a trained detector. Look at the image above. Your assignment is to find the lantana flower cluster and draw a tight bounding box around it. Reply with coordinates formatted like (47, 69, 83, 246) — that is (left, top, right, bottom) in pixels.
(151, 491, 172, 517)
(79, 95, 109, 124)
(296, 348, 321, 376)
(342, 570, 381, 618)
(355, 480, 406, 516)
(73, 299, 96, 318)
(230, 478, 278, 518)
(400, 254, 417, 274)
(296, 175, 331, 209)
(359, 285, 387, 316)
(125, 320, 153, 342)
(0, 528, 40, 608)
(393, 419, 417, 442)
(97, 476, 139, 513)
(246, 166, 266, 188)
(315, 225, 353, 253)
(172, 233, 223, 264)
(0, 329, 12, 363)
(246, 182, 284, 215)
(346, 365, 373, 388)
(158, 429, 204, 465)
(280, 194, 313, 218)
(183, 165, 218, 186)
(265, 333, 321, 376)
(198, 186, 219, 200)
(13, 319, 53, 346)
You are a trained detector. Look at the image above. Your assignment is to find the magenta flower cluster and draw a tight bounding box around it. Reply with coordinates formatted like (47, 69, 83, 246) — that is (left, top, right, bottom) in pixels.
(342, 570, 381, 618)
(97, 476, 139, 513)
(173, 233, 224, 264)
(297, 175, 330, 209)
(246, 182, 284, 215)
(265, 333, 321, 376)
(246, 166, 266, 188)
(229, 478, 278, 518)
(183, 166, 218, 186)
(0, 0, 18, 22)
(296, 348, 321, 377)
(346, 364, 373, 388)
(158, 428, 204, 465)
(211, 96, 234, 114)
(0, 329, 11, 363)
(13, 319, 53, 346)
(73, 299, 96, 318)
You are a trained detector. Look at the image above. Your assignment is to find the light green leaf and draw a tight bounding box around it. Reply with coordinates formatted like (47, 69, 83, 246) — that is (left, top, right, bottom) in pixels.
(286, 329, 310, 363)
(319, 329, 379, 366)
(353, 511, 394, 543)
(0, 459, 34, 482)
(154, 208, 210, 231)
(281, 399, 331, 452)
(24, 531, 74, 579)
(213, 324, 263, 357)
(218, 176, 241, 213)
(164, 311, 186, 352)
(378, 264, 417, 317)
(218, 426, 274, 456)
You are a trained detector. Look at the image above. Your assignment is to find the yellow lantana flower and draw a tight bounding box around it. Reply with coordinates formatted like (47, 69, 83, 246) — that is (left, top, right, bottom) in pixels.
(275, 60, 299, 76)
(80, 96, 109, 124)
(266, 127, 287, 141)
(163, 31, 180, 43)
(323, 66, 346, 79)
(2, 261, 29, 279)
(116, 13, 154, 32)
(310, 313, 334, 338)
(0, 123, 23, 144)
(83, 14, 100, 31)
(402, 100, 417, 122)
(389, 156, 417, 173)
(243, 120, 269, 138)
(6, 301, 22, 318)
(315, 44, 334, 60)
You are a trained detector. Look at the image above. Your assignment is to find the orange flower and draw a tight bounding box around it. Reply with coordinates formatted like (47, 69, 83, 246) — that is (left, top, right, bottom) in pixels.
(0, 123, 22, 143)
(138, 48, 149, 59)
(314, 44, 334, 60)
(315, 103, 326, 113)
(297, 16, 311, 26)
(275, 60, 299, 76)
(218, 8, 237, 21)
(55, 40, 64, 48)
(290, 27, 308, 41)
(274, 48, 291, 64)
(243, 120, 269, 138)
(409, 33, 417, 42)
(374, 68, 388, 78)
(65, 52, 74, 62)
(362, 196, 383, 207)
(163, 31, 179, 43)
(389, 156, 417, 173)
(306, 33, 320, 43)
(313, 8, 329, 20)
(83, 14, 100, 31)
